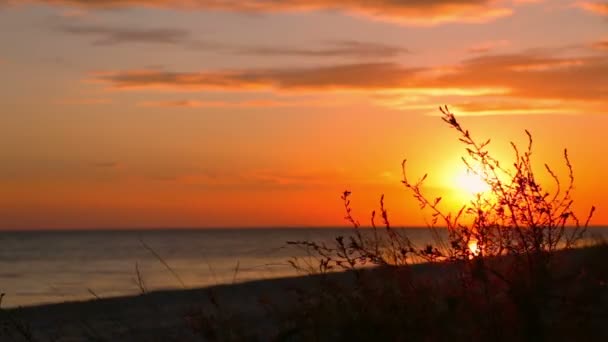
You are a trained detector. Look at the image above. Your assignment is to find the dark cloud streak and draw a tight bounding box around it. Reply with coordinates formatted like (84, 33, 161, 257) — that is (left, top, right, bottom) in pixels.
(95, 62, 422, 91)
(234, 40, 410, 58)
(56, 23, 410, 59)
(56, 24, 191, 46)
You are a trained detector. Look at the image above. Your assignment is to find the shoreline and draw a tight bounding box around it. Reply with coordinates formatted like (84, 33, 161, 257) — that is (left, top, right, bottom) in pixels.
(2, 258, 454, 341)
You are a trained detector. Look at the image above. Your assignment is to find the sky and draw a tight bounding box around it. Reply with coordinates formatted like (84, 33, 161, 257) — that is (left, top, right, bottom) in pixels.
(0, 0, 607, 229)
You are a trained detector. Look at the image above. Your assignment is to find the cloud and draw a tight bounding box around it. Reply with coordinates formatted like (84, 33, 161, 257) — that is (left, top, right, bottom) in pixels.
(4, 0, 512, 25)
(139, 99, 293, 108)
(93, 50, 608, 115)
(57, 23, 409, 59)
(58, 8, 88, 17)
(93, 63, 422, 91)
(55, 97, 112, 105)
(138, 97, 350, 108)
(57, 24, 191, 46)
(94, 53, 608, 100)
(592, 40, 608, 50)
(577, 1, 608, 15)
(431, 54, 608, 101)
(234, 40, 410, 59)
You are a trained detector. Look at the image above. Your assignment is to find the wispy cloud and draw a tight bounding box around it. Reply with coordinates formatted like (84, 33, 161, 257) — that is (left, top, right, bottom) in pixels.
(140, 99, 291, 108)
(592, 39, 608, 50)
(233, 40, 410, 59)
(576, 1, 608, 15)
(6, 0, 513, 25)
(138, 97, 350, 108)
(57, 8, 88, 17)
(56, 23, 409, 59)
(57, 24, 191, 46)
(93, 63, 422, 91)
(513, 0, 544, 3)
(55, 97, 112, 105)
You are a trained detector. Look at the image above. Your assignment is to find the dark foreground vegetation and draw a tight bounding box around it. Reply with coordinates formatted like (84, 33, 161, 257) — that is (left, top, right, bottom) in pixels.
(2, 107, 606, 341)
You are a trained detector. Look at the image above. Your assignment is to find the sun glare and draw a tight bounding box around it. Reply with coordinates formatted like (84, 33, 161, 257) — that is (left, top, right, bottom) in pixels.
(468, 239, 480, 257)
(455, 169, 491, 196)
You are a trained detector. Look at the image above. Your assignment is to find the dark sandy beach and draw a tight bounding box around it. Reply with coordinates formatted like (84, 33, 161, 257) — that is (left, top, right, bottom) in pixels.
(2, 259, 458, 341)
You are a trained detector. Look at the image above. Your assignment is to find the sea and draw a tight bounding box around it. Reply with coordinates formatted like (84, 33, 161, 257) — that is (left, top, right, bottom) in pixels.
(1, 227, 606, 308)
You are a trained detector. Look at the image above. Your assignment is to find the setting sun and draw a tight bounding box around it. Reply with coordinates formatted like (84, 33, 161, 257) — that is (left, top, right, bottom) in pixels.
(468, 239, 481, 257)
(454, 168, 491, 197)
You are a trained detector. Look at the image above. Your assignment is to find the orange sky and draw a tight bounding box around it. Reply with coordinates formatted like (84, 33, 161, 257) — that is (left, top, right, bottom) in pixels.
(0, 0, 607, 229)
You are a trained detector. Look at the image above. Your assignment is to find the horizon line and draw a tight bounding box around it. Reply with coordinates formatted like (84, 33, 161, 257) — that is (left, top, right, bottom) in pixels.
(1, 225, 607, 233)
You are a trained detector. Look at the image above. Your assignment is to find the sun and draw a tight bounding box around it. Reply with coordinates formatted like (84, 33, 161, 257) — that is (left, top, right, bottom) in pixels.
(468, 239, 480, 257)
(455, 168, 491, 196)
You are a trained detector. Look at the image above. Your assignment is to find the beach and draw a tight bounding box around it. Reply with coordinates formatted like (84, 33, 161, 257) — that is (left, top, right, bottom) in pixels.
(3, 243, 608, 341)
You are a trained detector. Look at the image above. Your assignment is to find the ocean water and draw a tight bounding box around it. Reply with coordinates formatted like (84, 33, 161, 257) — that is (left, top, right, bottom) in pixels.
(0, 228, 606, 308)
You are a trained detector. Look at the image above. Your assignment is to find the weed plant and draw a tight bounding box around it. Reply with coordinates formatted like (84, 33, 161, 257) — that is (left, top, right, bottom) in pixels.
(284, 106, 604, 341)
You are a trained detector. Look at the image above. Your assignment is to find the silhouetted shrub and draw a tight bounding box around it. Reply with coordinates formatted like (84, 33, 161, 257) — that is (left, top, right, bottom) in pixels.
(284, 106, 604, 341)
